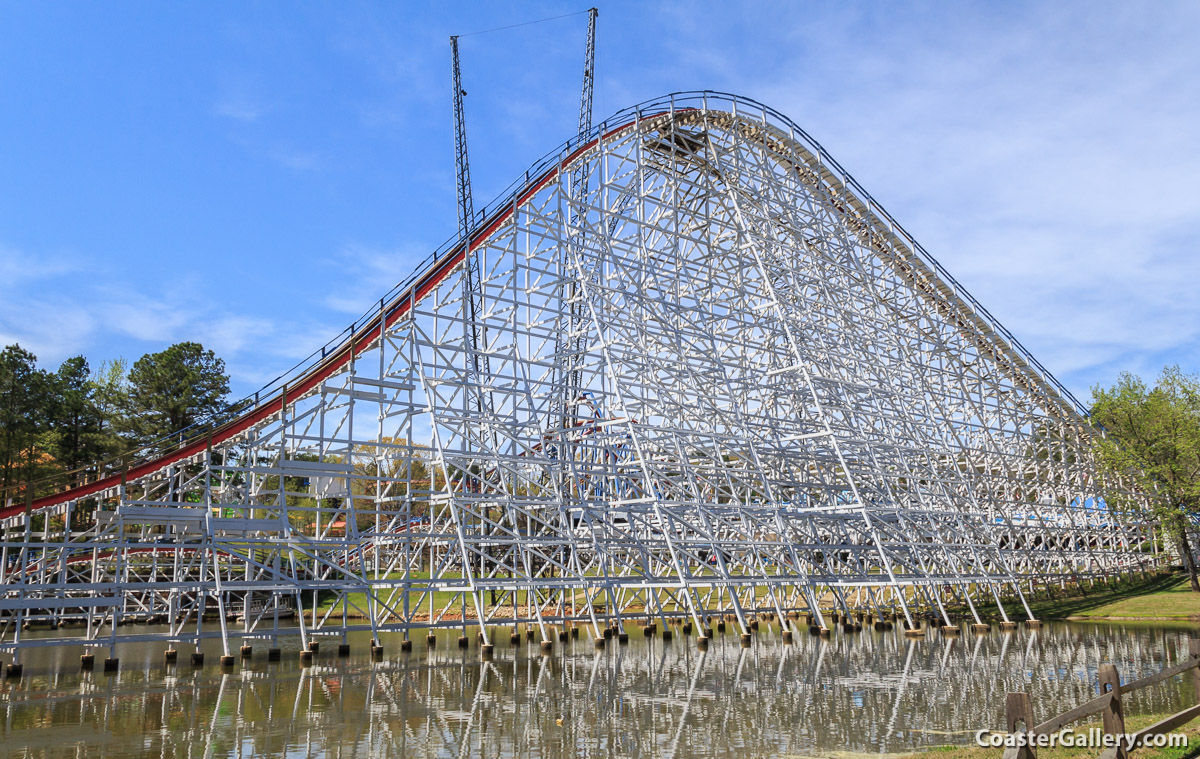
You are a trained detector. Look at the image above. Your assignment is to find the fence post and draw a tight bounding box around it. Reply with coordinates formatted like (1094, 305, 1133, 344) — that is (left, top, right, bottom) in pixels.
(1005, 692, 1037, 759)
(1099, 664, 1127, 759)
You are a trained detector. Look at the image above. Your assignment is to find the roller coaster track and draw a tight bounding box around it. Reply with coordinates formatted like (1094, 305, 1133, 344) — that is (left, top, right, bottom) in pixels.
(0, 92, 1162, 665)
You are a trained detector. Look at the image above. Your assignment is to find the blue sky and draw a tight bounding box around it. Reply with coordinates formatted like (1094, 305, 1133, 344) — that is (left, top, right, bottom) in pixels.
(2, 1, 1198, 405)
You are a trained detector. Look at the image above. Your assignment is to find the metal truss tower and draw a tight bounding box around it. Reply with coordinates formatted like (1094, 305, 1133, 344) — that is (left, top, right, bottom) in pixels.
(551, 6, 599, 435)
(0, 92, 1159, 665)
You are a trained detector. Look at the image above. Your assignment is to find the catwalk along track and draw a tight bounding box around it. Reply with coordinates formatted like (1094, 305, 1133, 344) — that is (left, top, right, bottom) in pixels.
(0, 92, 1160, 666)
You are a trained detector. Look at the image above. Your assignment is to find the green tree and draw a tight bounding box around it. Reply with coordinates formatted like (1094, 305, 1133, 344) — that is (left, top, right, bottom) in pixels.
(91, 358, 131, 466)
(0, 344, 52, 495)
(125, 342, 230, 445)
(1091, 366, 1200, 592)
(48, 356, 102, 479)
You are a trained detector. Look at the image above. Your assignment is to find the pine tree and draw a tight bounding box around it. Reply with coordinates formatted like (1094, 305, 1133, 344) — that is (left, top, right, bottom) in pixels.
(125, 342, 230, 446)
(0, 344, 51, 495)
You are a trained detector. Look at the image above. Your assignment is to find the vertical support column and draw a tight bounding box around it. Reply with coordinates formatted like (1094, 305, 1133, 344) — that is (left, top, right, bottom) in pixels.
(205, 433, 234, 666)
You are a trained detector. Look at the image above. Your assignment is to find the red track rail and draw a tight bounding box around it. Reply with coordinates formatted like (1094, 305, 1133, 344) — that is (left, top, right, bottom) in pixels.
(5, 114, 661, 522)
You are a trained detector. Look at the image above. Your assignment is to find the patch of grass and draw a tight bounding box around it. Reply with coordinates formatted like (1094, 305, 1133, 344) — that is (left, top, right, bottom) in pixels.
(961, 571, 1200, 622)
(1064, 574, 1200, 620)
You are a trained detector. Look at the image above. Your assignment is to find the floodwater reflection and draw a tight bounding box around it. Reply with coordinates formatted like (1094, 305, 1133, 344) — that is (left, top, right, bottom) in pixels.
(0, 622, 1195, 758)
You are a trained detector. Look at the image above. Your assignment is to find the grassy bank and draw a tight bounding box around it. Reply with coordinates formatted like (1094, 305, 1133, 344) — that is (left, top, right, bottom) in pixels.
(962, 571, 1200, 623)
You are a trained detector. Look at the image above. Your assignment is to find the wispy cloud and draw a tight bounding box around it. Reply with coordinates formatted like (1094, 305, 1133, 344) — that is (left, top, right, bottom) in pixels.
(0, 246, 94, 358)
(0, 242, 347, 396)
(0, 244, 79, 287)
(268, 146, 322, 172)
(214, 95, 267, 123)
(321, 243, 429, 316)
(693, 1, 1200, 400)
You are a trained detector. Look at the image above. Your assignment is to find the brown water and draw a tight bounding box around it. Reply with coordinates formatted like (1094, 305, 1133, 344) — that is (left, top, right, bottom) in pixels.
(0, 622, 1195, 758)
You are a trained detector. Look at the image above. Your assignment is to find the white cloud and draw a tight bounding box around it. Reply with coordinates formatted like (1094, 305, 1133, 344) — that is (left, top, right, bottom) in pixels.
(0, 246, 95, 359)
(717, 1, 1200, 399)
(0, 244, 78, 289)
(321, 243, 429, 316)
(0, 243, 345, 396)
(214, 95, 266, 123)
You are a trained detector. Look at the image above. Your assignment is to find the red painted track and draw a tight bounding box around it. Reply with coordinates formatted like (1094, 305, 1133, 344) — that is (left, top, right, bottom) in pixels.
(5, 114, 663, 522)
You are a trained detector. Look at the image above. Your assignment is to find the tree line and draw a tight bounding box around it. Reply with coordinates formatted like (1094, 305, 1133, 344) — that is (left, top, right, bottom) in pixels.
(0, 341, 230, 500)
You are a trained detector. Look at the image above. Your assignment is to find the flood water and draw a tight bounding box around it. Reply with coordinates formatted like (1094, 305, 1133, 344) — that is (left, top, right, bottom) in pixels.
(0, 621, 1196, 758)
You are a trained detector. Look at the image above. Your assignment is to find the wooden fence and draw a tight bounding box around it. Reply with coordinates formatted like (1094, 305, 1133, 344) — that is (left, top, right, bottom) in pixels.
(1002, 639, 1200, 759)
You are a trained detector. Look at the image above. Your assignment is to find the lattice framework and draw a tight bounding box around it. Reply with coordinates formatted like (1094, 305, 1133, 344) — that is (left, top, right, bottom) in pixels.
(0, 93, 1158, 660)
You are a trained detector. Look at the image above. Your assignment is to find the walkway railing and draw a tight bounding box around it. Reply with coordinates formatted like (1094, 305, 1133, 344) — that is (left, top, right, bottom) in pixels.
(1003, 639, 1200, 759)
